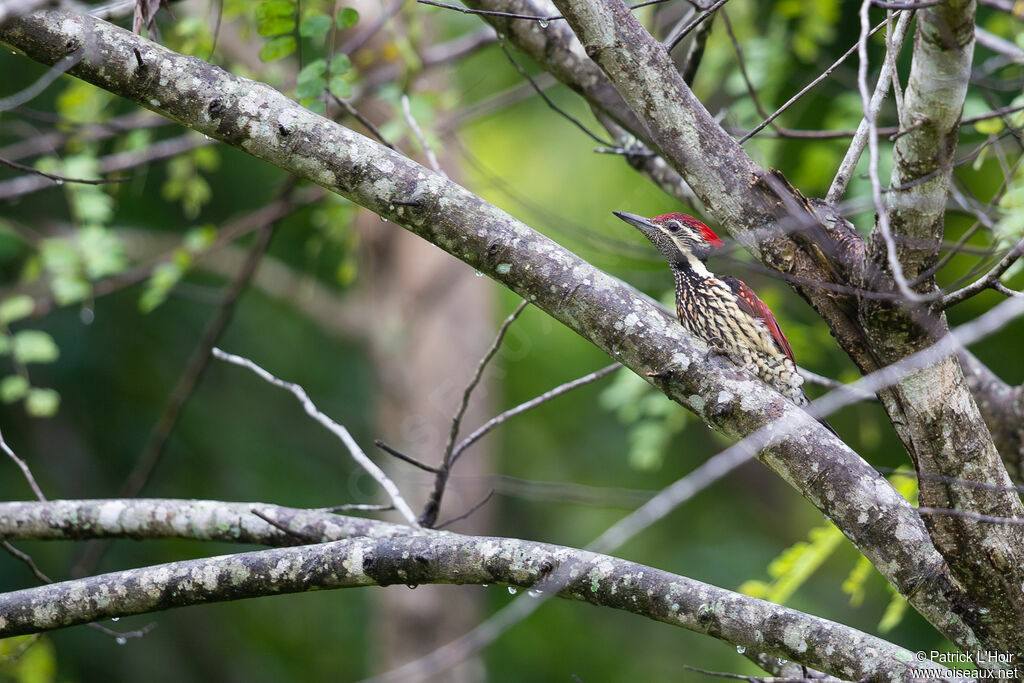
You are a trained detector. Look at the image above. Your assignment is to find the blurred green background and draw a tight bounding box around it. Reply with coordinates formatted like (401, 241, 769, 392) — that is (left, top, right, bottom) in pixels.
(0, 0, 1022, 680)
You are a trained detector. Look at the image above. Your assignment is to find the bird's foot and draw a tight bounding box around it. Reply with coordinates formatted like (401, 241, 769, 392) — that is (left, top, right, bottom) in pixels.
(705, 339, 739, 366)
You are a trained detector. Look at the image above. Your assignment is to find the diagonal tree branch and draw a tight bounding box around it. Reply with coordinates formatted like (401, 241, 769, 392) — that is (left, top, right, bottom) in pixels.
(536, 0, 878, 390)
(0, 5, 984, 655)
(543, 0, 1024, 655)
(850, 0, 1024, 654)
(463, 0, 1024, 481)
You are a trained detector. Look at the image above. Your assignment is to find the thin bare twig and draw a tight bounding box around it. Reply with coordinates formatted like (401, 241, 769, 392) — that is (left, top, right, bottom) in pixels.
(417, 0, 673, 23)
(374, 439, 441, 473)
(401, 94, 446, 177)
(499, 42, 614, 147)
(720, 10, 775, 131)
(0, 428, 45, 501)
(418, 0, 558, 21)
(120, 183, 290, 498)
(212, 348, 420, 527)
(855, 0, 921, 303)
(452, 363, 620, 463)
(940, 236, 1024, 308)
(875, 466, 1024, 496)
(739, 16, 893, 144)
(871, 0, 941, 8)
(1, 541, 49, 583)
(917, 507, 1024, 525)
(797, 367, 878, 402)
(0, 155, 129, 186)
(250, 508, 315, 544)
(665, 0, 730, 53)
(0, 48, 82, 112)
(419, 300, 529, 527)
(319, 503, 396, 513)
(826, 11, 912, 202)
(682, 663, 825, 682)
(0, 133, 211, 201)
(331, 94, 396, 150)
(436, 489, 495, 529)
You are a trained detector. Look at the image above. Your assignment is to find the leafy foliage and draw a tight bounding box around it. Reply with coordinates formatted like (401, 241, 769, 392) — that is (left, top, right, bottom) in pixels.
(162, 146, 220, 219)
(140, 225, 218, 312)
(0, 635, 57, 683)
(600, 367, 688, 470)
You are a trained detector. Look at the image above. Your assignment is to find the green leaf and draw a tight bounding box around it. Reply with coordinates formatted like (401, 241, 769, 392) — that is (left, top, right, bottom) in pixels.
(40, 238, 80, 276)
(0, 633, 57, 683)
(0, 375, 29, 403)
(336, 7, 359, 28)
(296, 77, 325, 99)
(975, 116, 1005, 135)
(12, 330, 59, 364)
(329, 54, 351, 74)
(192, 146, 220, 172)
(51, 275, 90, 305)
(298, 58, 327, 82)
(627, 420, 670, 471)
(328, 76, 351, 99)
(25, 388, 60, 417)
(184, 225, 217, 252)
(841, 555, 873, 607)
(305, 99, 326, 115)
(258, 0, 295, 18)
(737, 580, 770, 599)
(259, 36, 297, 62)
(78, 225, 126, 279)
(140, 262, 183, 313)
(0, 295, 35, 324)
(300, 12, 332, 37)
(335, 255, 357, 285)
(742, 522, 845, 606)
(878, 590, 908, 633)
(258, 16, 295, 36)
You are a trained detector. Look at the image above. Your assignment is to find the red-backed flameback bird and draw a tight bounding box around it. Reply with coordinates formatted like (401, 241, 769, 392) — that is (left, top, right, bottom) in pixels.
(614, 211, 836, 434)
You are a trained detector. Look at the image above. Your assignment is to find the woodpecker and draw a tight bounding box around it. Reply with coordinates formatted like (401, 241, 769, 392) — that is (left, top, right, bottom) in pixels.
(614, 211, 828, 425)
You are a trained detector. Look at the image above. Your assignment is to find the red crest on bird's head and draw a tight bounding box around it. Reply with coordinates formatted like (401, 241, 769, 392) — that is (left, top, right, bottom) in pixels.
(652, 213, 724, 249)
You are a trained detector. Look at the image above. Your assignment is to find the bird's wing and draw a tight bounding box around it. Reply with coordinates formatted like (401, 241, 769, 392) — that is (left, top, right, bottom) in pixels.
(721, 276, 795, 363)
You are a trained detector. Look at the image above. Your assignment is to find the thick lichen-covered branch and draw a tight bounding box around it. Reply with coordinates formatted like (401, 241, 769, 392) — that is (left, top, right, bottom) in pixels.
(0, 517, 960, 682)
(850, 0, 1024, 654)
(0, 8, 979, 653)
(547, 0, 1024, 654)
(0, 499, 413, 545)
(467, 0, 1024, 513)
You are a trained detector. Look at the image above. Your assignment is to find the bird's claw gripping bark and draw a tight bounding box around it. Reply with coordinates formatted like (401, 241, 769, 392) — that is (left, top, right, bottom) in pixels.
(705, 338, 739, 366)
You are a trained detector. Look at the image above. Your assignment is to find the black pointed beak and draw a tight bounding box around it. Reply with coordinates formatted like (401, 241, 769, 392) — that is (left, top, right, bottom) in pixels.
(613, 211, 657, 234)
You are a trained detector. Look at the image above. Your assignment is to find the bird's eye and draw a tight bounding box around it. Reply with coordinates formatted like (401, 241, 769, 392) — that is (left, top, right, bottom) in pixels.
(666, 222, 682, 233)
